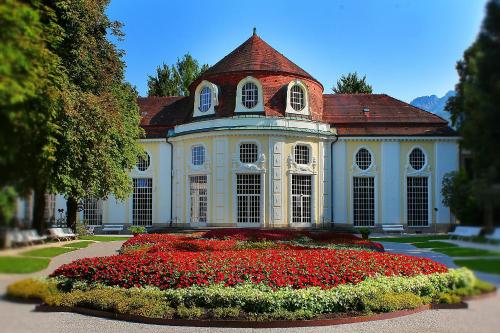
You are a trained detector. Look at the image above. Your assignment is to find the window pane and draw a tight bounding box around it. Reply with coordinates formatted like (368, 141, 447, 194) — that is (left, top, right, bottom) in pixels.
(409, 148, 425, 170)
(236, 174, 261, 223)
(294, 145, 310, 164)
(133, 178, 152, 226)
(353, 177, 375, 226)
(242, 82, 258, 108)
(199, 86, 211, 112)
(290, 85, 305, 111)
(407, 176, 429, 226)
(83, 197, 103, 226)
(137, 153, 150, 171)
(355, 148, 371, 170)
(190, 175, 207, 223)
(291, 175, 312, 223)
(192, 146, 205, 165)
(239, 143, 258, 163)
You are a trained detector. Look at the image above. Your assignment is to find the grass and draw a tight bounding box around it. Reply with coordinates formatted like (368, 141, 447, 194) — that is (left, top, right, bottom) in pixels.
(373, 235, 450, 243)
(65, 241, 94, 249)
(79, 235, 130, 242)
(412, 241, 458, 249)
(433, 247, 500, 257)
(20, 247, 76, 258)
(454, 259, 500, 275)
(0, 256, 50, 274)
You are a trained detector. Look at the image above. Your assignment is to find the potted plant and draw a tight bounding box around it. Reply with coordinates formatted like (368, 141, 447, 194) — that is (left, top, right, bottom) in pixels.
(358, 227, 371, 240)
(128, 225, 147, 236)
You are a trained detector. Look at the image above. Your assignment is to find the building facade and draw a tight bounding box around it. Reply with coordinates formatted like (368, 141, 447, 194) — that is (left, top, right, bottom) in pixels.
(18, 33, 459, 232)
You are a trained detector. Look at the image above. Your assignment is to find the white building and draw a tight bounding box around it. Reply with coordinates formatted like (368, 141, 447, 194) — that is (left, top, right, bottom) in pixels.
(17, 33, 459, 233)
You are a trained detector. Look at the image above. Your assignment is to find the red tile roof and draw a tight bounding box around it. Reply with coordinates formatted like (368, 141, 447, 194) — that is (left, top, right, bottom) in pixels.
(197, 34, 320, 86)
(323, 94, 456, 136)
(138, 96, 191, 138)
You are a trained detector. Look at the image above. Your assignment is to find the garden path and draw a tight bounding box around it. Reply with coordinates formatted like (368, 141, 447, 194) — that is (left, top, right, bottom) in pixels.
(437, 239, 500, 252)
(381, 241, 500, 286)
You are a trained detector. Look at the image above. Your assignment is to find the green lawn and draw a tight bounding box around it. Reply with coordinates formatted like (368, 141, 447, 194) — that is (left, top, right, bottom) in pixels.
(454, 259, 500, 274)
(373, 235, 450, 243)
(433, 247, 500, 257)
(0, 256, 50, 274)
(20, 247, 76, 258)
(79, 235, 130, 242)
(412, 241, 458, 249)
(66, 241, 94, 248)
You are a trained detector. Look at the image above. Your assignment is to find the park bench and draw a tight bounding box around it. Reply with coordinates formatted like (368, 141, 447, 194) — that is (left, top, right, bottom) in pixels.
(48, 227, 76, 241)
(485, 228, 500, 243)
(382, 224, 404, 234)
(101, 224, 124, 234)
(448, 226, 481, 239)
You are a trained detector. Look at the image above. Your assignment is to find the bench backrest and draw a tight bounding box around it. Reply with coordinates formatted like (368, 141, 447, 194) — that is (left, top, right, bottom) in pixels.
(452, 226, 481, 235)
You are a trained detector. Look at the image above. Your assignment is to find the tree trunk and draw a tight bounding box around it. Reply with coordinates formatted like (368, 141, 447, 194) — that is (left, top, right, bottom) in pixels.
(66, 197, 78, 232)
(32, 188, 46, 234)
(484, 198, 494, 230)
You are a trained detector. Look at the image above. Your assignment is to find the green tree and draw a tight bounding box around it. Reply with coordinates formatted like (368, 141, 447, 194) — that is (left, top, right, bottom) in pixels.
(0, 0, 65, 230)
(332, 72, 373, 94)
(445, 0, 500, 228)
(46, 0, 143, 230)
(441, 171, 482, 225)
(147, 54, 208, 96)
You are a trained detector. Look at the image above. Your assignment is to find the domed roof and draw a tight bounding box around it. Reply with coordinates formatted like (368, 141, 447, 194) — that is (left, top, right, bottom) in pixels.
(199, 32, 319, 84)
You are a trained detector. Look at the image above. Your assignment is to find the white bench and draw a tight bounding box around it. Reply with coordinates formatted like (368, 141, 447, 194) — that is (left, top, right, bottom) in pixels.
(448, 226, 481, 239)
(102, 224, 124, 234)
(485, 228, 500, 242)
(48, 227, 76, 241)
(382, 224, 404, 234)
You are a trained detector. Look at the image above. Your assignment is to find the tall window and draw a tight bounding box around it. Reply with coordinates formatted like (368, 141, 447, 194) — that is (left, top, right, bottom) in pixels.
(137, 153, 150, 171)
(291, 175, 312, 223)
(192, 145, 205, 166)
(239, 143, 258, 163)
(133, 178, 152, 226)
(409, 148, 425, 170)
(82, 197, 103, 226)
(355, 148, 372, 170)
(241, 82, 258, 108)
(294, 145, 310, 164)
(353, 177, 375, 226)
(290, 84, 305, 111)
(199, 86, 211, 112)
(44, 194, 56, 223)
(236, 174, 261, 224)
(407, 177, 429, 226)
(189, 175, 207, 223)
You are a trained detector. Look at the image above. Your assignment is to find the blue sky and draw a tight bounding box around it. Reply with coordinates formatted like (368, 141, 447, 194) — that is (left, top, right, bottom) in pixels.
(107, 0, 487, 102)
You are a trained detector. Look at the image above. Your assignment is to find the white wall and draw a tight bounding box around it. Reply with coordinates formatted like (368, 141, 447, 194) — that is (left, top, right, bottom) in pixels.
(434, 141, 459, 224)
(156, 142, 172, 224)
(332, 141, 347, 224)
(381, 142, 401, 224)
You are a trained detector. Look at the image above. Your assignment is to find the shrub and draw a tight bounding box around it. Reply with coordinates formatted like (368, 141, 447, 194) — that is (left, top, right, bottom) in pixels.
(436, 292, 462, 304)
(363, 292, 424, 312)
(176, 306, 204, 319)
(7, 278, 58, 300)
(212, 307, 241, 319)
(128, 226, 147, 235)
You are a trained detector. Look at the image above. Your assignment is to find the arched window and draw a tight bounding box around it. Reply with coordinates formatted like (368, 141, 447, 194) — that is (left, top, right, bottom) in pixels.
(239, 143, 258, 163)
(191, 145, 205, 166)
(199, 86, 212, 112)
(355, 148, 372, 170)
(409, 148, 425, 170)
(241, 82, 258, 109)
(290, 84, 305, 111)
(294, 145, 310, 165)
(137, 153, 151, 171)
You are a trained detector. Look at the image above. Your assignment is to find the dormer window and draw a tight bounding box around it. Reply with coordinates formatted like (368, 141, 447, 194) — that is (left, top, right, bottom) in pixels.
(242, 82, 258, 108)
(235, 76, 264, 113)
(290, 85, 305, 111)
(199, 86, 212, 112)
(285, 80, 309, 116)
(193, 80, 218, 117)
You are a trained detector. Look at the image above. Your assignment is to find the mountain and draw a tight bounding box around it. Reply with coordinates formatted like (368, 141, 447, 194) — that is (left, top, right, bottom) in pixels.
(410, 90, 455, 124)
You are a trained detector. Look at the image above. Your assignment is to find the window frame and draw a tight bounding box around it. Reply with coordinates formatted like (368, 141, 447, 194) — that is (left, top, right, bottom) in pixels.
(293, 144, 311, 165)
(409, 147, 427, 171)
(404, 146, 431, 228)
(82, 197, 103, 226)
(131, 178, 153, 227)
(239, 142, 259, 164)
(188, 175, 208, 225)
(354, 147, 373, 171)
(235, 173, 263, 225)
(285, 80, 310, 116)
(193, 80, 218, 117)
(136, 152, 151, 172)
(191, 144, 206, 167)
(235, 76, 264, 113)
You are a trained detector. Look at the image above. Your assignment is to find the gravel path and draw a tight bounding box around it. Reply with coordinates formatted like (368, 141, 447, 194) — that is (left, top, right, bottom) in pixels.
(1, 241, 499, 333)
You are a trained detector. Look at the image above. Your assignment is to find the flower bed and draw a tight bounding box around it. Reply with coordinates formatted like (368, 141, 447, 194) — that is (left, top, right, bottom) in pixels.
(52, 233, 446, 290)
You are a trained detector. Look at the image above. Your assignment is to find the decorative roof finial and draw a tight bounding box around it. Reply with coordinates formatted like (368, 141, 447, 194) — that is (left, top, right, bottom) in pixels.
(253, 27, 257, 36)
